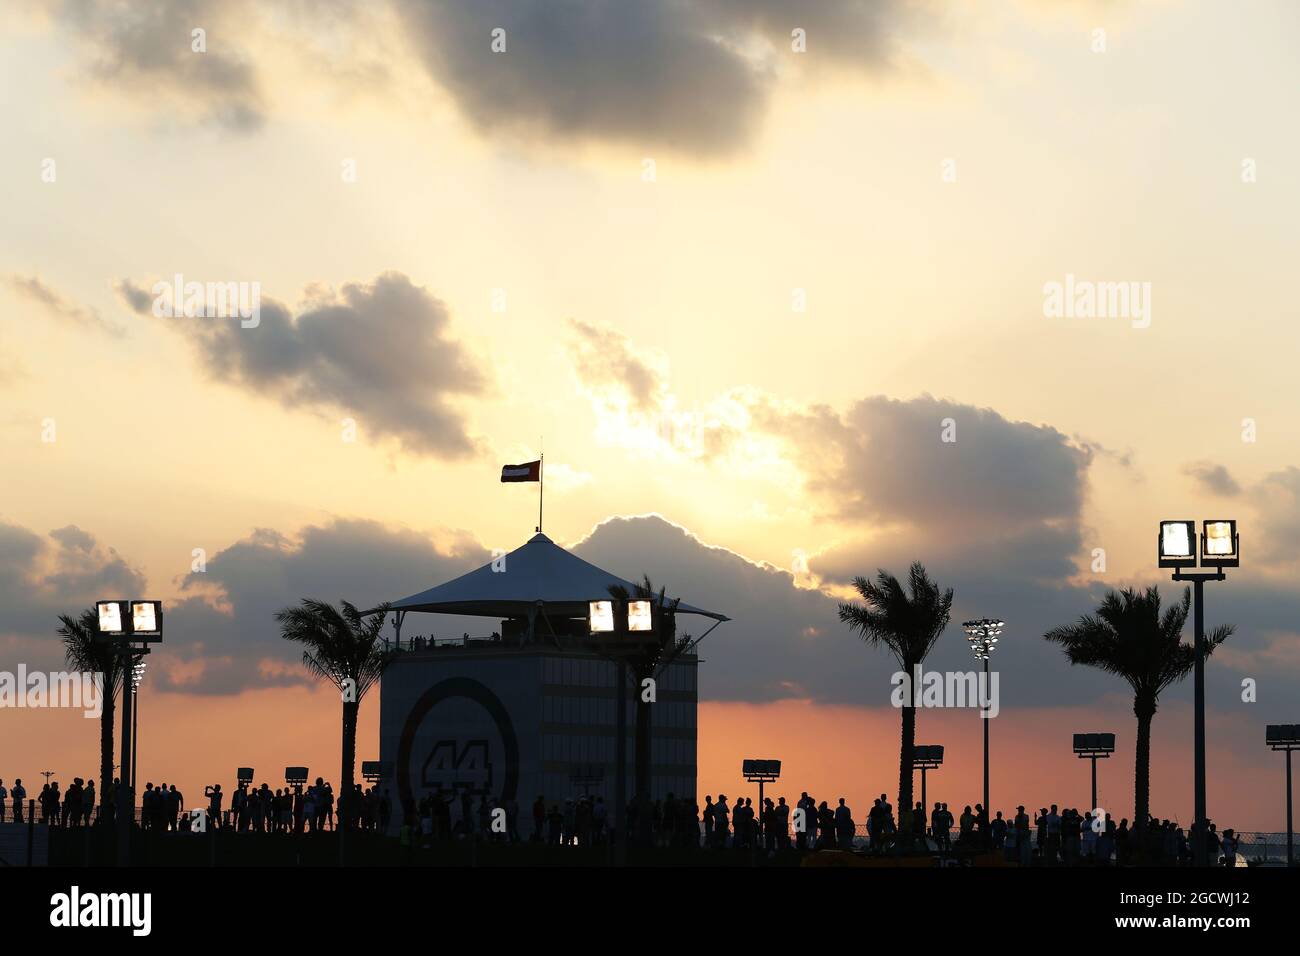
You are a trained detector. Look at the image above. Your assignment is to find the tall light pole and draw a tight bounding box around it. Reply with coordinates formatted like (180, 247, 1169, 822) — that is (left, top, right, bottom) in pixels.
(96, 599, 162, 842)
(1158, 520, 1237, 866)
(963, 618, 1003, 833)
(1266, 725, 1298, 867)
(913, 745, 944, 845)
(130, 659, 146, 794)
(588, 597, 655, 863)
(1073, 733, 1115, 814)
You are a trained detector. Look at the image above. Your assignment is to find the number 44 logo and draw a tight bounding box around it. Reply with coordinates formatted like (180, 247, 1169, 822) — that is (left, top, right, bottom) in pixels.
(421, 739, 493, 794)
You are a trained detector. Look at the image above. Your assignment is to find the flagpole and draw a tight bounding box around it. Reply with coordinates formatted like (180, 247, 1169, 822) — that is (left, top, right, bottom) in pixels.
(537, 450, 544, 534)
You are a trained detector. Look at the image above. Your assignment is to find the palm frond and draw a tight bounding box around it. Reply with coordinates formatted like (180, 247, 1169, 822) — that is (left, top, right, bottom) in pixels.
(839, 564, 952, 670)
(275, 599, 394, 702)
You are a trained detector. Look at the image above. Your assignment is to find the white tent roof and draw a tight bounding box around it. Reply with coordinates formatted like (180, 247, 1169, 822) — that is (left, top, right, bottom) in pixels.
(379, 532, 729, 621)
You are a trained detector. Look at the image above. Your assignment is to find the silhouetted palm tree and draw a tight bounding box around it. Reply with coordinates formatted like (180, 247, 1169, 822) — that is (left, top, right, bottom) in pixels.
(274, 598, 393, 825)
(1044, 586, 1232, 831)
(838, 562, 953, 813)
(58, 609, 124, 822)
(607, 576, 692, 818)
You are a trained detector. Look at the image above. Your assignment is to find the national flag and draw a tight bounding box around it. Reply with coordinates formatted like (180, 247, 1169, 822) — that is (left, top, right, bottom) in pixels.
(500, 460, 541, 482)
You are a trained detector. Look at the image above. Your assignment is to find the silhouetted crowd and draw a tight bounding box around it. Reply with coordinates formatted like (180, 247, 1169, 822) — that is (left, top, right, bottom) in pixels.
(0, 776, 96, 827)
(199, 778, 394, 833)
(395, 787, 1245, 866)
(0, 774, 396, 835)
(2, 773, 1248, 865)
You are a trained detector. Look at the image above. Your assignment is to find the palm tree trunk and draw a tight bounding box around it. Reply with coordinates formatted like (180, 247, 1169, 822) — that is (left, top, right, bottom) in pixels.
(898, 703, 916, 811)
(634, 666, 654, 845)
(341, 698, 359, 827)
(1133, 695, 1156, 833)
(634, 675, 652, 800)
(99, 680, 115, 822)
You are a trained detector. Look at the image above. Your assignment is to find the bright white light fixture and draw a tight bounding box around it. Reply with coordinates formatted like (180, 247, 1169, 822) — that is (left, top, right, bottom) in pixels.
(588, 600, 615, 633)
(1201, 520, 1239, 566)
(1158, 520, 1197, 568)
(962, 618, 1004, 660)
(96, 601, 124, 635)
(628, 600, 653, 632)
(132, 601, 158, 633)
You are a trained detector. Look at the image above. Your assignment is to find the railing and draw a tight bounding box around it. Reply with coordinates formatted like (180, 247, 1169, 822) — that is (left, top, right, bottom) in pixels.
(841, 824, 1294, 863)
(27, 807, 1300, 865)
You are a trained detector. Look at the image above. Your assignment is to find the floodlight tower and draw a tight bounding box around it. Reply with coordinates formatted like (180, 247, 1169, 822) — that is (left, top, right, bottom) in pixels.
(96, 600, 162, 799)
(1073, 733, 1116, 814)
(742, 759, 782, 842)
(587, 596, 657, 862)
(913, 746, 944, 828)
(1266, 725, 1298, 867)
(1158, 519, 1238, 866)
(962, 618, 1004, 820)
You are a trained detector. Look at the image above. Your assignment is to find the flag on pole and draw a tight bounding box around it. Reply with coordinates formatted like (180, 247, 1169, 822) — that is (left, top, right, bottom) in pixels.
(500, 460, 541, 482)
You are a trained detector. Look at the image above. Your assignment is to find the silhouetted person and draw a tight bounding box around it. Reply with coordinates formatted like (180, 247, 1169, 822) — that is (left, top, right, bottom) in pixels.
(41, 782, 59, 826)
(532, 795, 545, 841)
(835, 798, 854, 848)
(1015, 806, 1031, 865)
(165, 783, 180, 830)
(713, 795, 730, 848)
(205, 783, 222, 830)
(1045, 804, 1061, 863)
(816, 801, 835, 849)
(911, 801, 926, 850)
(803, 792, 818, 848)
(991, 810, 1006, 850)
(775, 797, 790, 850)
(64, 778, 83, 827)
(931, 802, 947, 850)
(1034, 808, 1049, 862)
(1221, 828, 1238, 867)
(12, 779, 26, 823)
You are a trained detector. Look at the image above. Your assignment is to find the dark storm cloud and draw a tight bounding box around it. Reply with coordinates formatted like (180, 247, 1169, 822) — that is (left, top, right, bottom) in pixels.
(570, 514, 1115, 711)
(572, 514, 856, 702)
(117, 271, 488, 459)
(160, 519, 490, 695)
(41, 1, 915, 150)
(7, 275, 125, 337)
(0, 521, 147, 670)
(1183, 461, 1241, 497)
(5, 509, 1295, 720)
(574, 515, 1253, 717)
(48, 0, 265, 130)
(756, 394, 1092, 535)
(573, 514, 1300, 727)
(397, 0, 912, 155)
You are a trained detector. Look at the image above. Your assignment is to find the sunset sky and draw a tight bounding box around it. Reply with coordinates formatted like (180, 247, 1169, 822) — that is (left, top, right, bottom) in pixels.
(2, 0, 1299, 829)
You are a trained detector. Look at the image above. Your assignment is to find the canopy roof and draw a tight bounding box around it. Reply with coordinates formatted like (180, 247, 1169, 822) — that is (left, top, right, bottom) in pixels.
(378, 532, 729, 622)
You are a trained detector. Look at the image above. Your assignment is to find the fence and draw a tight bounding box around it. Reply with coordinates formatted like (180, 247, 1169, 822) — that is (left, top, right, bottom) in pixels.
(845, 824, 1294, 864)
